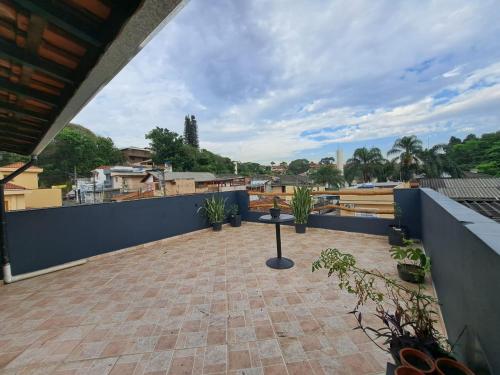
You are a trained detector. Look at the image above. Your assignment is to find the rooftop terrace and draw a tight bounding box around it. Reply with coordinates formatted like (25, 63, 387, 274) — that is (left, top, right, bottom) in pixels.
(0, 223, 404, 374)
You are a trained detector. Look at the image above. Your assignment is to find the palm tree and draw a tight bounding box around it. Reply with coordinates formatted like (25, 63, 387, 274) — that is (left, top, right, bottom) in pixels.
(388, 136, 423, 181)
(418, 144, 462, 178)
(375, 159, 399, 182)
(309, 165, 344, 189)
(346, 147, 384, 182)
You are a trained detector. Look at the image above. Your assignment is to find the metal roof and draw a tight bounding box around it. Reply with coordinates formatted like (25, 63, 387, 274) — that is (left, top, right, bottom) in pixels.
(0, 0, 185, 155)
(457, 200, 500, 223)
(420, 178, 500, 199)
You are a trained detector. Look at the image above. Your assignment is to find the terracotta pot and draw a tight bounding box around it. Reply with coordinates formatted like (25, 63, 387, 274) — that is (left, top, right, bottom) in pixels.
(399, 348, 435, 374)
(395, 366, 425, 375)
(435, 358, 475, 375)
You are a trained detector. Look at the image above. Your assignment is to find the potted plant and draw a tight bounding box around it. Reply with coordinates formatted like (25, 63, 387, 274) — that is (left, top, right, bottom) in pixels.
(291, 186, 312, 233)
(399, 348, 435, 373)
(312, 248, 451, 364)
(435, 358, 475, 375)
(227, 204, 241, 227)
(198, 195, 226, 231)
(269, 196, 281, 218)
(390, 240, 431, 284)
(389, 203, 406, 245)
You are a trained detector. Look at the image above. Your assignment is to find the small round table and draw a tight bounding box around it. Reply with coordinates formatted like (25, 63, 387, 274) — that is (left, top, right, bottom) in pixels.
(258, 214, 295, 269)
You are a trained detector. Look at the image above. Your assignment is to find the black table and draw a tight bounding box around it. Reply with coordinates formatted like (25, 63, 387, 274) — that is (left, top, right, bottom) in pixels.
(259, 214, 295, 269)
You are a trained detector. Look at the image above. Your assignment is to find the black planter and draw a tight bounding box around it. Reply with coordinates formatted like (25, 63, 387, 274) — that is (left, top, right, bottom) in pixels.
(295, 223, 307, 233)
(270, 208, 281, 218)
(212, 222, 222, 231)
(388, 225, 406, 246)
(230, 214, 241, 227)
(397, 263, 424, 284)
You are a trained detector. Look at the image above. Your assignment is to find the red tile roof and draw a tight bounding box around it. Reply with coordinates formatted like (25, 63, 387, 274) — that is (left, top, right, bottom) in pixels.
(5, 183, 25, 190)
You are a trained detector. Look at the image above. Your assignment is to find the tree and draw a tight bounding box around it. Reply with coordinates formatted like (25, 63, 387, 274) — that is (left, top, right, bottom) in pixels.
(375, 159, 398, 182)
(388, 135, 423, 181)
(343, 161, 359, 186)
(319, 156, 335, 165)
(146, 127, 187, 170)
(309, 165, 344, 188)
(287, 159, 310, 175)
(346, 147, 383, 182)
(183, 115, 199, 148)
(37, 124, 123, 186)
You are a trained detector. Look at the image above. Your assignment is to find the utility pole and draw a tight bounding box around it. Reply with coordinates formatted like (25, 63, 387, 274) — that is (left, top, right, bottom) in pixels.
(74, 166, 80, 204)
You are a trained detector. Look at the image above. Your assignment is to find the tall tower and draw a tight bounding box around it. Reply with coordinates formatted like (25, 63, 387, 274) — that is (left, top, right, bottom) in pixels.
(336, 148, 344, 174)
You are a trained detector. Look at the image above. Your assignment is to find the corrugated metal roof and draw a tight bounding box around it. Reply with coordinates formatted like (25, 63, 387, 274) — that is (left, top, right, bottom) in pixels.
(164, 172, 218, 182)
(420, 178, 500, 199)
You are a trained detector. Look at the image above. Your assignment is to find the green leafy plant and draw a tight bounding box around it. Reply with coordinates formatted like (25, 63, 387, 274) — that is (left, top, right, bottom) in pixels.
(390, 239, 431, 277)
(290, 186, 313, 224)
(312, 248, 449, 359)
(198, 195, 226, 224)
(273, 196, 280, 209)
(227, 204, 239, 218)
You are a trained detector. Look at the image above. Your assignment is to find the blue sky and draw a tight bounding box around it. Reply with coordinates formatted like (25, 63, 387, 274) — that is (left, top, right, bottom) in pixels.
(74, 0, 500, 163)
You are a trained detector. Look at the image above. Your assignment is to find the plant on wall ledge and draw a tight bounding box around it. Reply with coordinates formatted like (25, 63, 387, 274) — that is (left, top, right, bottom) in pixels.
(198, 195, 226, 231)
(312, 248, 451, 363)
(390, 239, 431, 284)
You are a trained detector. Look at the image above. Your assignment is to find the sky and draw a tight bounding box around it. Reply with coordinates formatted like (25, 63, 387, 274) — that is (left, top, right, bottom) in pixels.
(74, 0, 500, 164)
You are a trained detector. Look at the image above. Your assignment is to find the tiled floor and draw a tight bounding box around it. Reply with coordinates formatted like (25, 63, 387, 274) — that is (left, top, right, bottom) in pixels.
(0, 222, 412, 374)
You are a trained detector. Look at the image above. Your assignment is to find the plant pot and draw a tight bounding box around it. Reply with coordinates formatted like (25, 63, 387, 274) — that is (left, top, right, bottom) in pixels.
(397, 263, 425, 284)
(295, 223, 306, 233)
(270, 207, 281, 218)
(395, 366, 425, 375)
(389, 225, 406, 246)
(212, 222, 222, 231)
(230, 214, 241, 227)
(399, 348, 435, 374)
(435, 358, 475, 375)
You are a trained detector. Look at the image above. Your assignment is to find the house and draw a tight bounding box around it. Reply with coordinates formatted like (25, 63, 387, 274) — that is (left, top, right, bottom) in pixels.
(420, 178, 500, 223)
(120, 147, 152, 166)
(141, 171, 246, 197)
(271, 175, 325, 196)
(0, 163, 62, 210)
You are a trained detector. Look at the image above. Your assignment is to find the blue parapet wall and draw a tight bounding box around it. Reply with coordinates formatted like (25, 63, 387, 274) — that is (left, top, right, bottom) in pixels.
(5, 191, 247, 275)
(420, 188, 500, 374)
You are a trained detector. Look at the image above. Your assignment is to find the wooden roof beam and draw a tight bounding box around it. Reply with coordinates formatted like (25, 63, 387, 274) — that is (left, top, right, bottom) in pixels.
(11, 0, 103, 47)
(0, 102, 49, 123)
(0, 77, 58, 106)
(0, 39, 74, 84)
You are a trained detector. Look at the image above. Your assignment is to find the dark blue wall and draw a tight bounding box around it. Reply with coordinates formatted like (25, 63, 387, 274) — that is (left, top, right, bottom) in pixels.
(6, 191, 246, 275)
(420, 188, 500, 374)
(241, 193, 394, 236)
(394, 188, 421, 239)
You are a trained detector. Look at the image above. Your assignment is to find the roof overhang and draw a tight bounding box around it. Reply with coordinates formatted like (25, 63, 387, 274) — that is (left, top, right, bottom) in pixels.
(0, 0, 186, 155)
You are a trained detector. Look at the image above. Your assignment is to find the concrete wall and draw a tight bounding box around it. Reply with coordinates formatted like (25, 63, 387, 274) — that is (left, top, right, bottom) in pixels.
(420, 188, 500, 374)
(0, 170, 41, 189)
(4, 191, 26, 211)
(5, 191, 245, 276)
(25, 188, 62, 209)
(394, 188, 421, 239)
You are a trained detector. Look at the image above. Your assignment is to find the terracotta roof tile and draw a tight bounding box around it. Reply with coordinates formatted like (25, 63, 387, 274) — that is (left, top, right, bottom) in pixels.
(5, 182, 25, 190)
(1, 162, 41, 170)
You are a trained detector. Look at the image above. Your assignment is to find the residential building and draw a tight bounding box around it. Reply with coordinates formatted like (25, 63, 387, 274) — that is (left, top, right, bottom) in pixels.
(420, 178, 500, 222)
(0, 163, 62, 210)
(120, 147, 152, 166)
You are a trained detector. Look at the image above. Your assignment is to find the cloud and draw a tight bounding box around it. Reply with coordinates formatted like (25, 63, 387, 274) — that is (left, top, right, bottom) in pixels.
(74, 0, 500, 162)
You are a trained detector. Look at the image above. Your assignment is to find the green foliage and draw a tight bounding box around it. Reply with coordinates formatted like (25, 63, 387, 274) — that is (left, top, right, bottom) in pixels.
(375, 159, 399, 182)
(273, 196, 280, 209)
(319, 156, 335, 165)
(287, 159, 309, 175)
(390, 240, 431, 276)
(146, 127, 234, 173)
(37, 124, 123, 187)
(446, 131, 500, 176)
(227, 204, 239, 217)
(183, 115, 199, 148)
(291, 186, 312, 224)
(312, 248, 448, 354)
(346, 147, 383, 182)
(238, 162, 269, 176)
(309, 165, 344, 188)
(388, 136, 423, 181)
(198, 195, 226, 224)
(0, 151, 29, 165)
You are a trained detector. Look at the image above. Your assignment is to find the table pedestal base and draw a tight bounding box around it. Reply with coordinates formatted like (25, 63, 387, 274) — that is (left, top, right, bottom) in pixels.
(266, 257, 294, 269)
